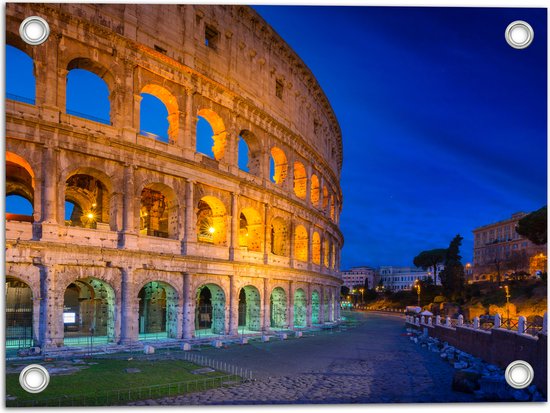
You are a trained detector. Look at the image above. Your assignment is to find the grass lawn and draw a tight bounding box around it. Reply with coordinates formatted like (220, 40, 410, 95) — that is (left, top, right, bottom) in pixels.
(6, 357, 236, 406)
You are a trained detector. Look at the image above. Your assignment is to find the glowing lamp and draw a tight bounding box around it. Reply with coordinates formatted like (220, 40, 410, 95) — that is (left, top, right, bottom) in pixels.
(208, 226, 216, 234)
(87, 212, 95, 219)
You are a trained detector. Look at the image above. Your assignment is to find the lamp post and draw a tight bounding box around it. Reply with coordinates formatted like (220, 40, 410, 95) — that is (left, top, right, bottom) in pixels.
(359, 288, 364, 305)
(504, 285, 511, 328)
(414, 279, 421, 307)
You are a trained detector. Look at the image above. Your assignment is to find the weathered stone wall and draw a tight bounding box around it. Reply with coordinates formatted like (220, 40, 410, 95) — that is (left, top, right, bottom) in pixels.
(6, 3, 344, 349)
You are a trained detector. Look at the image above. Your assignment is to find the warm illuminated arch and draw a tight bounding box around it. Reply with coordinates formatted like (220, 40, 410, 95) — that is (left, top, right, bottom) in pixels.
(293, 161, 307, 199)
(197, 108, 227, 160)
(238, 130, 262, 175)
(270, 147, 288, 185)
(310, 174, 320, 207)
(294, 225, 308, 262)
(140, 84, 179, 143)
(139, 182, 179, 239)
(270, 216, 288, 256)
(197, 196, 227, 245)
(312, 231, 321, 265)
(239, 207, 263, 252)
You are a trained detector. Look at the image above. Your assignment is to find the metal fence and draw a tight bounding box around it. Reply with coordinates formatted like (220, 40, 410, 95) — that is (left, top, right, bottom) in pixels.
(181, 352, 254, 381)
(66, 109, 111, 125)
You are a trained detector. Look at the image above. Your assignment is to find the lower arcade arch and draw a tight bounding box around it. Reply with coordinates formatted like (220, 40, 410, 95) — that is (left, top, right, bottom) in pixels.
(138, 281, 178, 339)
(5, 277, 34, 348)
(293, 288, 307, 328)
(270, 287, 287, 329)
(63, 277, 115, 345)
(237, 285, 262, 333)
(311, 290, 320, 324)
(195, 284, 226, 335)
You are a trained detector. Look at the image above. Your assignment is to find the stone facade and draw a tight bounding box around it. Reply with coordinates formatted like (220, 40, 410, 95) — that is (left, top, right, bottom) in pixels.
(5, 4, 343, 348)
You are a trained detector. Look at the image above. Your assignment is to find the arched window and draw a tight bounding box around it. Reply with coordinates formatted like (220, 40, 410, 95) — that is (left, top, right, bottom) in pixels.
(238, 136, 250, 172)
(293, 162, 307, 199)
(312, 232, 321, 265)
(196, 196, 227, 245)
(65, 174, 110, 229)
(66, 68, 110, 124)
(6, 153, 35, 222)
(239, 207, 263, 252)
(294, 225, 308, 262)
(6, 45, 35, 104)
(270, 217, 288, 256)
(322, 185, 329, 212)
(270, 147, 288, 185)
(196, 109, 226, 160)
(323, 238, 330, 268)
(310, 174, 320, 207)
(140, 183, 178, 239)
(238, 130, 261, 175)
(140, 93, 170, 143)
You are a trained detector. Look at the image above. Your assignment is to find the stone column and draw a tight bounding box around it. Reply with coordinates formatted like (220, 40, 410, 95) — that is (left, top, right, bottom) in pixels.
(319, 285, 325, 324)
(38, 264, 63, 348)
(263, 278, 270, 331)
(182, 179, 196, 255)
(119, 268, 138, 343)
(182, 272, 194, 339)
(289, 221, 295, 268)
(120, 164, 138, 249)
(182, 89, 196, 159)
(39, 147, 60, 241)
(307, 225, 314, 270)
(305, 164, 312, 206)
(229, 192, 239, 260)
(34, 34, 61, 122)
(306, 283, 312, 327)
(288, 281, 295, 329)
(229, 275, 238, 335)
(263, 203, 270, 264)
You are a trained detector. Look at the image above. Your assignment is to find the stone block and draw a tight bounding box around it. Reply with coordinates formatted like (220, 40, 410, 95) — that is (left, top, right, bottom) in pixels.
(143, 345, 155, 354)
(261, 335, 270, 342)
(181, 342, 192, 351)
(211, 339, 223, 348)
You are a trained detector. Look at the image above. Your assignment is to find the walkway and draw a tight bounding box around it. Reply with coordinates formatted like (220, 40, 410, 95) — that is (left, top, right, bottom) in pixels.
(129, 311, 476, 405)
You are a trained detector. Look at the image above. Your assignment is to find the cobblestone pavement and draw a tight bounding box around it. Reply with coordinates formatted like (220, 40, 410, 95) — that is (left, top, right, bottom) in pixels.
(128, 312, 476, 405)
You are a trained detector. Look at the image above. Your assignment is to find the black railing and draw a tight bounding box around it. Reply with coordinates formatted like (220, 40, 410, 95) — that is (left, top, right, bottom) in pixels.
(66, 109, 111, 125)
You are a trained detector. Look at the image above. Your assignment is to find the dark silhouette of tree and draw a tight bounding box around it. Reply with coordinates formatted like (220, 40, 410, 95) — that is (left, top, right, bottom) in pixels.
(516, 206, 547, 245)
(413, 248, 447, 283)
(439, 234, 465, 300)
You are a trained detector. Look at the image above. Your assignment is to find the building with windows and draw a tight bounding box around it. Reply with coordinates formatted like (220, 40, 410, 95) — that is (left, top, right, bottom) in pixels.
(377, 265, 443, 292)
(472, 212, 546, 282)
(341, 267, 377, 290)
(5, 4, 343, 351)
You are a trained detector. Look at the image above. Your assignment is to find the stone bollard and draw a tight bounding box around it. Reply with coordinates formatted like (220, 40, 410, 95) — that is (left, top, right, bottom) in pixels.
(518, 316, 526, 334)
(435, 315, 441, 325)
(295, 331, 303, 338)
(543, 312, 547, 335)
(446, 317, 451, 327)
(494, 313, 501, 329)
(211, 339, 223, 348)
(428, 317, 432, 326)
(457, 315, 464, 327)
(240, 337, 249, 345)
(473, 317, 480, 329)
(181, 342, 192, 351)
(143, 345, 155, 354)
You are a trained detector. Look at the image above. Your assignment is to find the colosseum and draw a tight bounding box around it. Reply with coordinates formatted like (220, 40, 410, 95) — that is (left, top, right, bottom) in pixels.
(5, 3, 344, 351)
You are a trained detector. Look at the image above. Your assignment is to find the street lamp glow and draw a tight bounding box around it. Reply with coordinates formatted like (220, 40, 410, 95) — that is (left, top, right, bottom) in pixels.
(86, 212, 95, 220)
(208, 226, 216, 234)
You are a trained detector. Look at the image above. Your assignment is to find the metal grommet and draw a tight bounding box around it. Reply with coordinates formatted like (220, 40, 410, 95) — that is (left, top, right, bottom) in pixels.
(505, 360, 534, 389)
(19, 364, 50, 393)
(19, 16, 50, 46)
(505, 20, 534, 49)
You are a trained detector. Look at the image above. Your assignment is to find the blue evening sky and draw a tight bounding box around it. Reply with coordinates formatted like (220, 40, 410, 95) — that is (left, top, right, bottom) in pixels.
(6, 6, 547, 270)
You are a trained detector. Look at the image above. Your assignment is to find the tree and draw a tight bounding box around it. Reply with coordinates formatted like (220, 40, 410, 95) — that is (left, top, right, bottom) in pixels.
(340, 285, 350, 298)
(439, 234, 465, 300)
(516, 206, 547, 245)
(413, 248, 447, 284)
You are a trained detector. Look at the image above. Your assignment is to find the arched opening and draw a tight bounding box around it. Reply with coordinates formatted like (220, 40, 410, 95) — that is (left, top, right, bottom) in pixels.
(310, 174, 320, 207)
(6, 277, 33, 349)
(322, 186, 329, 212)
(239, 207, 263, 252)
(138, 281, 178, 340)
(65, 174, 110, 229)
(270, 147, 288, 185)
(6, 153, 34, 222)
(294, 288, 307, 328)
(294, 225, 308, 262)
(6, 45, 35, 104)
(195, 284, 226, 336)
(312, 232, 321, 265)
(63, 277, 115, 345)
(196, 109, 226, 160)
(323, 290, 330, 323)
(196, 196, 227, 245)
(139, 93, 170, 143)
(140, 183, 178, 239)
(270, 217, 288, 256)
(311, 291, 320, 324)
(238, 130, 261, 175)
(66, 67, 110, 125)
(270, 287, 287, 329)
(324, 239, 330, 268)
(293, 161, 307, 199)
(330, 195, 336, 220)
(332, 244, 337, 269)
(238, 285, 261, 333)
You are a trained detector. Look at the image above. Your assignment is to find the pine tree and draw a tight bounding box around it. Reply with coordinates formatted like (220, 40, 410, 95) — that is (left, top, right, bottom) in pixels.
(439, 234, 465, 301)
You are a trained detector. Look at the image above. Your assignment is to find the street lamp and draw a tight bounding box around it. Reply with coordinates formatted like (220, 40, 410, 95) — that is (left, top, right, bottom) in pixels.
(414, 279, 421, 307)
(504, 285, 511, 328)
(359, 288, 364, 304)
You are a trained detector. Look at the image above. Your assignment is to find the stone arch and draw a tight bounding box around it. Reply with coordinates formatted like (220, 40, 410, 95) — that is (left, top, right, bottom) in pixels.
(197, 108, 227, 160)
(196, 283, 226, 335)
(238, 130, 262, 175)
(323, 289, 330, 323)
(6, 151, 35, 221)
(294, 225, 308, 262)
(293, 161, 307, 199)
(322, 185, 329, 212)
(270, 146, 288, 185)
(239, 207, 263, 252)
(66, 57, 116, 94)
(294, 288, 307, 328)
(270, 216, 289, 256)
(137, 280, 179, 339)
(312, 231, 321, 265)
(238, 285, 261, 332)
(63, 277, 116, 344)
(5, 276, 34, 348)
(64, 168, 113, 230)
(197, 196, 227, 245)
(330, 195, 335, 220)
(140, 84, 179, 143)
(270, 287, 287, 328)
(323, 238, 330, 268)
(310, 174, 320, 207)
(139, 182, 179, 239)
(6, 44, 35, 104)
(311, 290, 320, 324)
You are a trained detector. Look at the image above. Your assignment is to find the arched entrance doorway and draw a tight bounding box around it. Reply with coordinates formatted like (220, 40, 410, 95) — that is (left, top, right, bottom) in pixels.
(294, 289, 307, 328)
(138, 281, 178, 340)
(270, 287, 287, 329)
(6, 277, 33, 349)
(311, 291, 320, 325)
(195, 284, 226, 336)
(238, 285, 261, 333)
(63, 278, 115, 345)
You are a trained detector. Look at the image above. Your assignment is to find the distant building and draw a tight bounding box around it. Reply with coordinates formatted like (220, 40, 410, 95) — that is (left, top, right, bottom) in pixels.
(377, 265, 443, 292)
(341, 267, 377, 290)
(472, 212, 547, 282)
